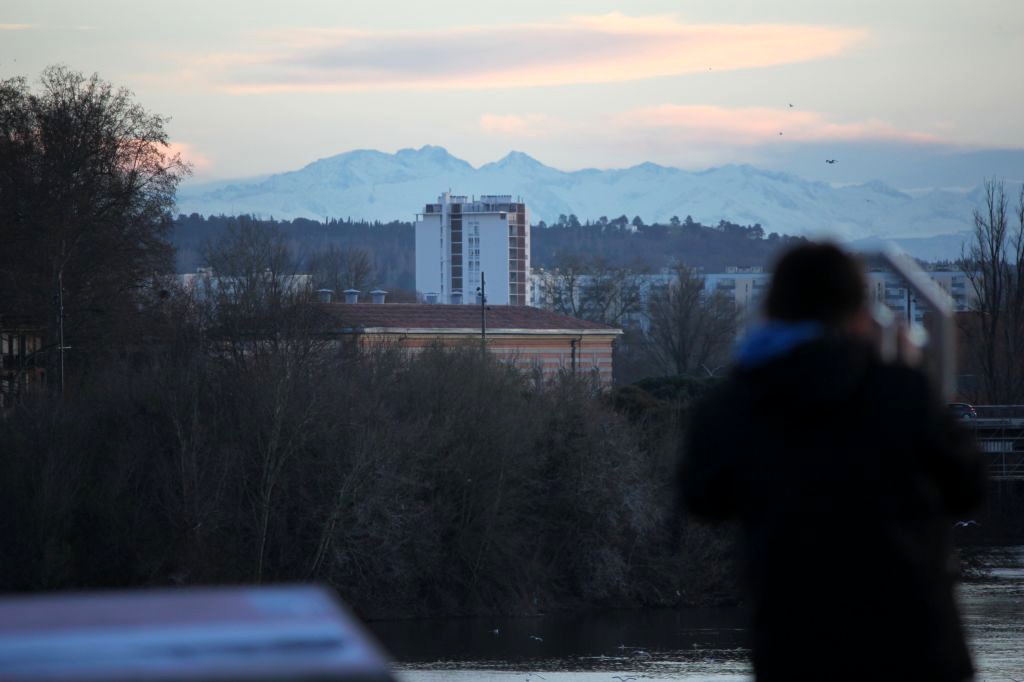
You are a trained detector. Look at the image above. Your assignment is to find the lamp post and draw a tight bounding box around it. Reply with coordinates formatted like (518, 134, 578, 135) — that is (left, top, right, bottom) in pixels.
(477, 272, 487, 350)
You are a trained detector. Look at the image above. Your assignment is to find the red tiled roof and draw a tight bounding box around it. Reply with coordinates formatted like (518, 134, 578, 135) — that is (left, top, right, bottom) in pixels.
(321, 303, 620, 334)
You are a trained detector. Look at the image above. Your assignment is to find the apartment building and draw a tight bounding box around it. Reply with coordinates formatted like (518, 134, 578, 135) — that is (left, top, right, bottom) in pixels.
(530, 265, 977, 330)
(866, 270, 977, 324)
(415, 193, 530, 305)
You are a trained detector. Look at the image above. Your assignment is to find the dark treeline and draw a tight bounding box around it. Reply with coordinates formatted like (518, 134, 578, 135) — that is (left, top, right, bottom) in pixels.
(173, 213, 416, 290)
(171, 213, 805, 285)
(0, 277, 737, 617)
(533, 217, 806, 272)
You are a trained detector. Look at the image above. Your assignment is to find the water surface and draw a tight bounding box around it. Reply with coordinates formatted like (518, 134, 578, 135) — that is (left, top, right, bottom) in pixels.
(376, 547, 1024, 681)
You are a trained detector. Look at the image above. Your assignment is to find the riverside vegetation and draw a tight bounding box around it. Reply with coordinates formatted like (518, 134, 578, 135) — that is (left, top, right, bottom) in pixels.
(0, 277, 737, 617)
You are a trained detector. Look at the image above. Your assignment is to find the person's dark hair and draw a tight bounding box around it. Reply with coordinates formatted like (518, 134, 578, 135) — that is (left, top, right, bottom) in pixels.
(764, 242, 866, 326)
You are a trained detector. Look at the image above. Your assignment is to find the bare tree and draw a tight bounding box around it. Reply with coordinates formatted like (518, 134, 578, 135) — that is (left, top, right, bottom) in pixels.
(0, 66, 189, 381)
(646, 265, 739, 375)
(308, 245, 374, 295)
(197, 219, 333, 367)
(538, 256, 645, 326)
(579, 260, 645, 327)
(195, 222, 336, 583)
(959, 179, 1024, 402)
(202, 218, 299, 303)
(538, 255, 588, 318)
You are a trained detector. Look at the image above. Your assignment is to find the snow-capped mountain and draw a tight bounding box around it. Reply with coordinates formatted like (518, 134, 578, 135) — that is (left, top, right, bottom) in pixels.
(176, 145, 986, 241)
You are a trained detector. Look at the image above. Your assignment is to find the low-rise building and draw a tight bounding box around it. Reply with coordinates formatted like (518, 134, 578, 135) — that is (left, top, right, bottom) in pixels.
(531, 265, 979, 330)
(530, 268, 767, 331)
(177, 268, 313, 299)
(323, 302, 620, 385)
(703, 267, 769, 314)
(866, 269, 977, 324)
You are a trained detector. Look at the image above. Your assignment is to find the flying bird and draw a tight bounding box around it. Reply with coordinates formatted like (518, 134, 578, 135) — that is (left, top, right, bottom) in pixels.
(826, 159, 837, 164)
(954, 520, 979, 528)
(529, 635, 543, 642)
(788, 103, 794, 108)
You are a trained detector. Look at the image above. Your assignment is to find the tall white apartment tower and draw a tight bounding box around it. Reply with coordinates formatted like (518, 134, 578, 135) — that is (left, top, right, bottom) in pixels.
(415, 192, 530, 305)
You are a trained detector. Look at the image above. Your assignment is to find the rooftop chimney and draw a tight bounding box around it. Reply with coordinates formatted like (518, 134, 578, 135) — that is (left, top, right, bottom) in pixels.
(316, 289, 334, 303)
(343, 289, 360, 304)
(370, 289, 387, 304)
(450, 291, 463, 305)
(425, 292, 438, 304)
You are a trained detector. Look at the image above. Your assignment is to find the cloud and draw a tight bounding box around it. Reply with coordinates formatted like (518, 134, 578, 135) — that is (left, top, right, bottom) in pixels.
(194, 14, 865, 93)
(166, 141, 212, 172)
(615, 105, 940, 144)
(0, 23, 101, 33)
(479, 114, 558, 138)
(476, 105, 936, 149)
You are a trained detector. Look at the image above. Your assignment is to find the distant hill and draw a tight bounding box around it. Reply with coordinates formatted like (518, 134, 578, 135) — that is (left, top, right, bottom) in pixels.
(171, 214, 805, 285)
(175, 145, 988, 241)
(171, 213, 980, 289)
(848, 231, 974, 263)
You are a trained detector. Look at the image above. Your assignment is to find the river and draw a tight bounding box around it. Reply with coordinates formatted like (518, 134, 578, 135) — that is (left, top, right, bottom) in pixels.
(371, 547, 1024, 681)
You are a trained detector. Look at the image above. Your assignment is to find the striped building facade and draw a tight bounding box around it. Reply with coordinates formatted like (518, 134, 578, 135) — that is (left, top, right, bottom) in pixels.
(323, 303, 620, 385)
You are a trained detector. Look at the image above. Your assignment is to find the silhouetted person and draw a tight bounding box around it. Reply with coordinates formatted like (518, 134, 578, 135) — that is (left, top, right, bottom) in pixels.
(679, 243, 985, 681)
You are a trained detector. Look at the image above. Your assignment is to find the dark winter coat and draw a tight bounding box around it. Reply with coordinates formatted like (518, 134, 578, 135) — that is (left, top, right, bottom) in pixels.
(680, 334, 985, 682)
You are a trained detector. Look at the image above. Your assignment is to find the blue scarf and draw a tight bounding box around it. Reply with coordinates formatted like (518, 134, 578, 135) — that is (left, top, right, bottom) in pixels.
(735, 321, 824, 368)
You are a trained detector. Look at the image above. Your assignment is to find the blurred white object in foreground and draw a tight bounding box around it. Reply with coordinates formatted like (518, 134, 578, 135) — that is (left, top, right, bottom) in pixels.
(0, 585, 395, 681)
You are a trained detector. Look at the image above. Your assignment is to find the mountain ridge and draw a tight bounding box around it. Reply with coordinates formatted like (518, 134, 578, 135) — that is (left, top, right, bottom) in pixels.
(176, 145, 991, 242)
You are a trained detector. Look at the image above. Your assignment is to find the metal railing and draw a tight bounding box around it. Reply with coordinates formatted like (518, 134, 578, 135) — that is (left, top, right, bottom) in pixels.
(963, 417, 1024, 480)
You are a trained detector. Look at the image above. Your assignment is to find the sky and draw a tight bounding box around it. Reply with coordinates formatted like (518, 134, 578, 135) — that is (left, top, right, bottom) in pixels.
(2, 0, 1023, 188)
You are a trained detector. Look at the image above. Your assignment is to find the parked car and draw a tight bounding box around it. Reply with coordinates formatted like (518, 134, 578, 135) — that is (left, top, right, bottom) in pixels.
(948, 403, 977, 420)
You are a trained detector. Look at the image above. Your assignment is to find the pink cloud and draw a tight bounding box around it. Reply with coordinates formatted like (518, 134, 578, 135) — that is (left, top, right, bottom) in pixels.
(616, 105, 940, 144)
(479, 114, 556, 138)
(0, 23, 31, 30)
(192, 14, 866, 93)
(166, 141, 212, 172)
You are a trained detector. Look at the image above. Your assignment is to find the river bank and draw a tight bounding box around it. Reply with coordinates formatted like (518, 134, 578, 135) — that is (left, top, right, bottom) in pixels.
(377, 546, 1024, 682)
